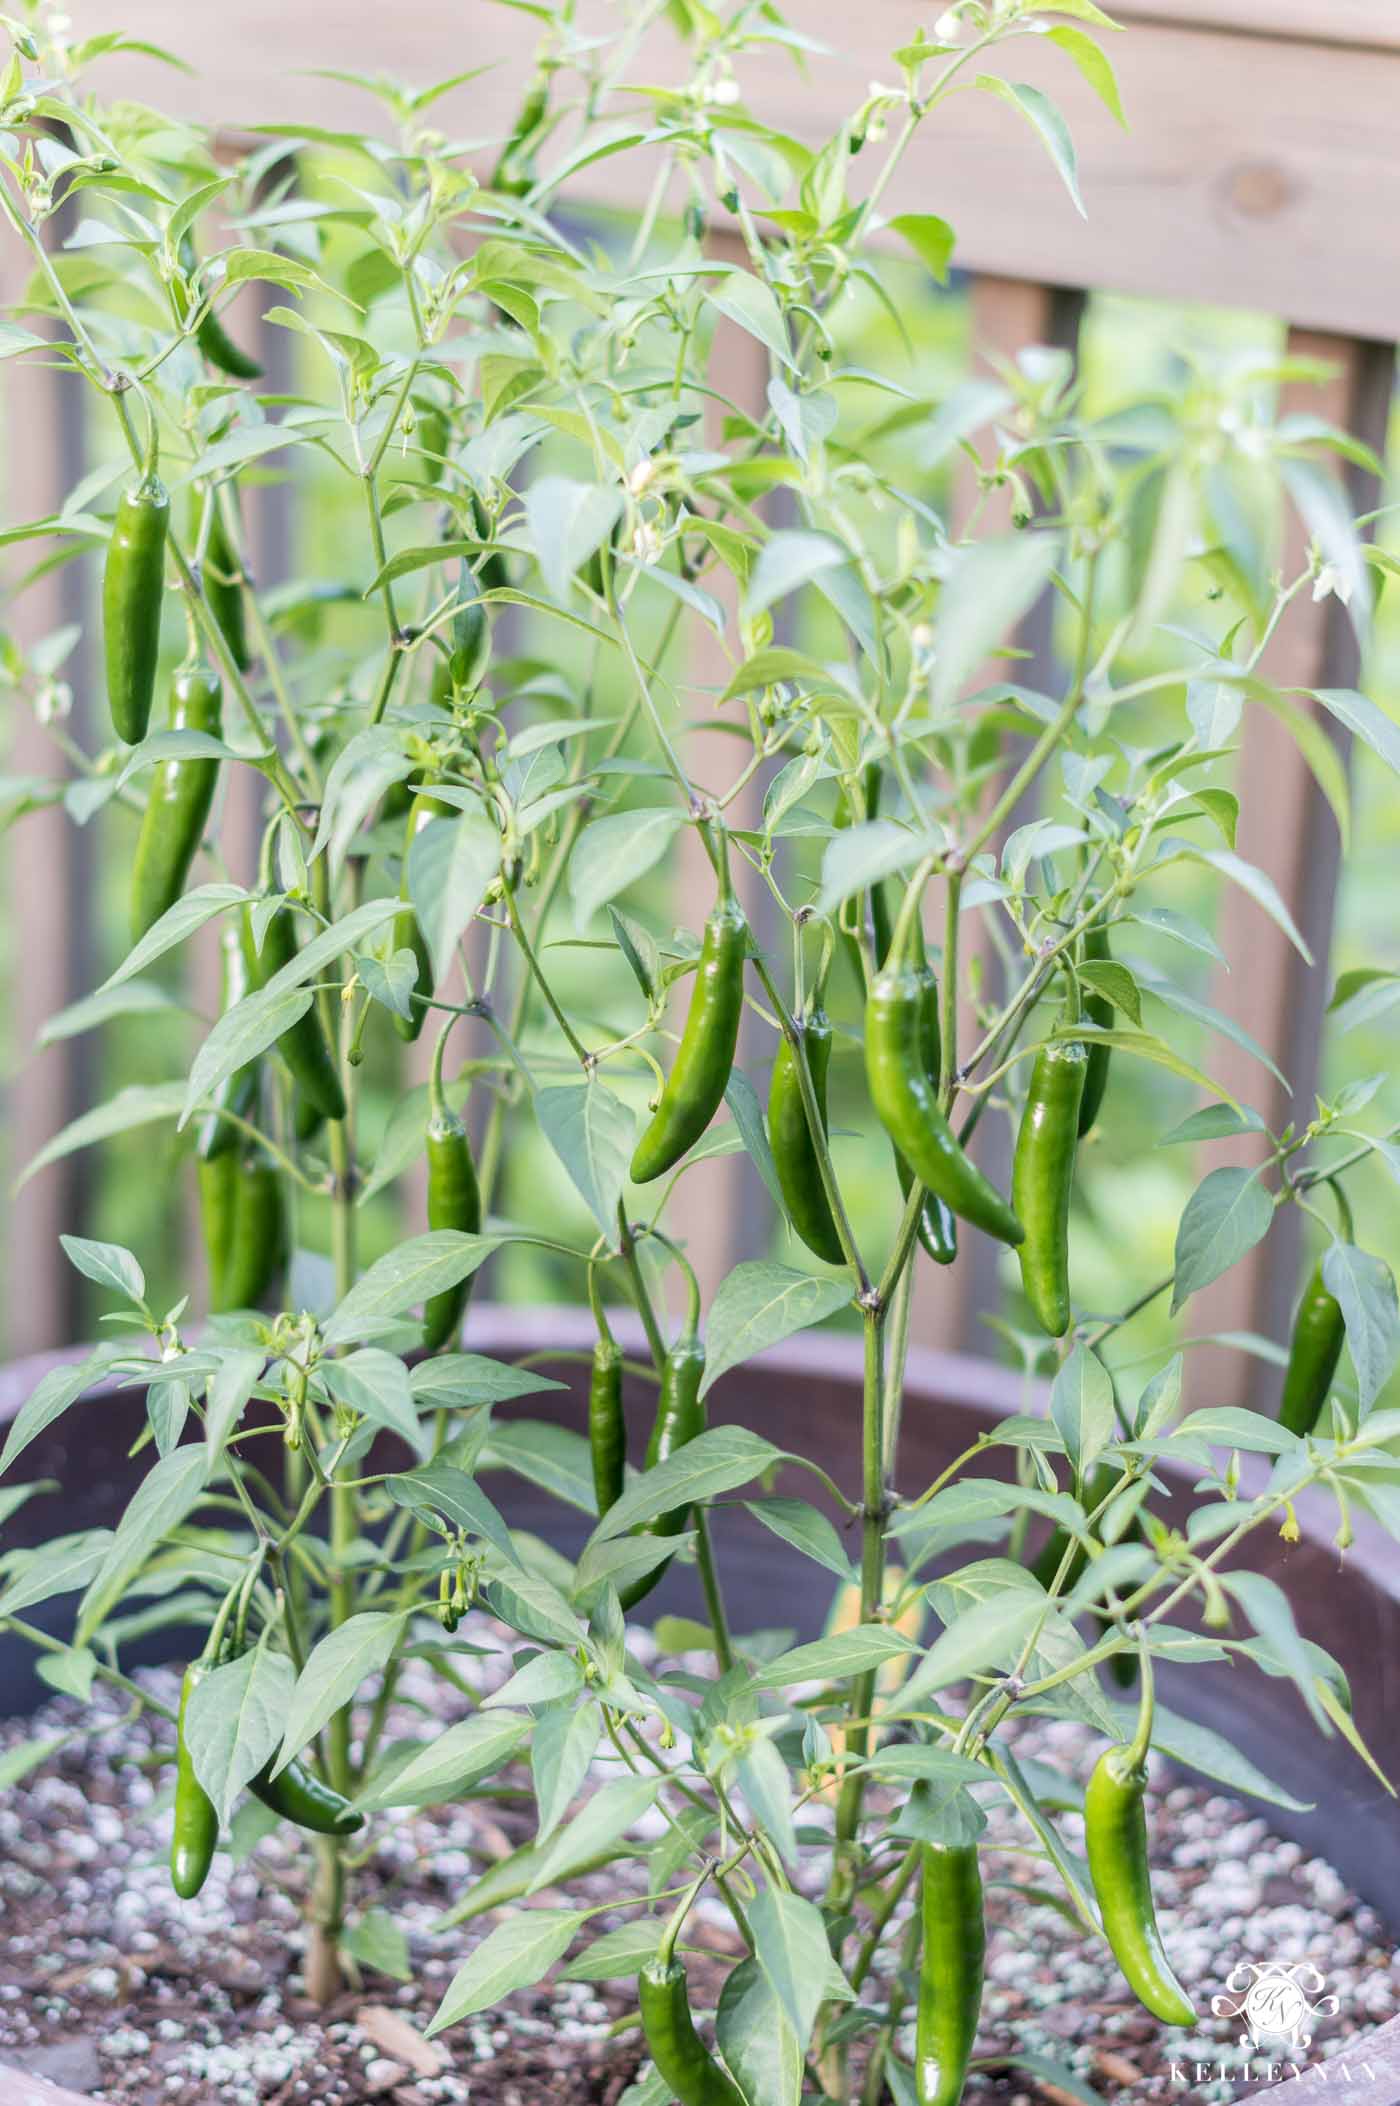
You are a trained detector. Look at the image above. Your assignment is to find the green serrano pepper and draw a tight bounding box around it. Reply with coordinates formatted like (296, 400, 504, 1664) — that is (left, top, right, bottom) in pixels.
(130, 660, 222, 941)
(241, 901, 347, 1123)
(250, 1754, 363, 1836)
(104, 473, 170, 745)
(1084, 1658, 1196, 2027)
(170, 1660, 218, 1899)
(589, 1333, 626, 1518)
(423, 1041, 481, 1353)
(631, 893, 746, 1184)
(620, 1331, 705, 1613)
(638, 1959, 745, 2106)
(866, 954, 1022, 1248)
(197, 921, 259, 1162)
(1077, 922, 1114, 1136)
(890, 944, 958, 1265)
(197, 1152, 239, 1311)
(768, 1004, 843, 1265)
(916, 1841, 986, 2106)
(215, 1150, 287, 1313)
(1012, 1034, 1087, 1337)
(178, 233, 263, 380)
(1278, 1260, 1346, 1437)
(204, 503, 250, 672)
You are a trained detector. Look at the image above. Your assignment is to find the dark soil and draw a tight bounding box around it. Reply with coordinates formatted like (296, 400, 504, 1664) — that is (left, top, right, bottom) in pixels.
(0, 1623, 1394, 2106)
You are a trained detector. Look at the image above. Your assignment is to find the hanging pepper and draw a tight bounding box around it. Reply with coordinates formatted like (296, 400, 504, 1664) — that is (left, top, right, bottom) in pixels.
(588, 1271, 627, 1518)
(1278, 1260, 1346, 1438)
(916, 1840, 986, 2106)
(130, 659, 222, 941)
(241, 901, 347, 1123)
(630, 871, 746, 1185)
(423, 1032, 481, 1353)
(197, 921, 258, 1162)
(1084, 1653, 1196, 2026)
(204, 502, 250, 672)
(492, 73, 549, 197)
(866, 925, 1022, 1248)
(210, 1149, 287, 1313)
(178, 233, 263, 380)
(620, 1327, 705, 1612)
(638, 1958, 745, 2106)
(1077, 921, 1114, 1136)
(891, 932, 957, 1264)
(249, 1752, 363, 1835)
(170, 1660, 219, 1898)
(1012, 1026, 1087, 1338)
(768, 1003, 843, 1266)
(197, 1153, 238, 1312)
(104, 471, 170, 745)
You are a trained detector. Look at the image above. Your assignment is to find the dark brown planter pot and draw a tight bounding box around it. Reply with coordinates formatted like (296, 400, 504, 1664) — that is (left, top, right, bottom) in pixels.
(1, 1307, 1398, 2105)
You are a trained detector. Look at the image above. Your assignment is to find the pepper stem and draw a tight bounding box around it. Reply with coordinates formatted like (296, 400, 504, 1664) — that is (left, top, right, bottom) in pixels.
(1126, 1626, 1155, 1771)
(138, 387, 160, 484)
(1328, 1177, 1355, 1244)
(429, 1017, 454, 1123)
(586, 1257, 615, 1350)
(658, 1861, 711, 1967)
(641, 1224, 702, 1336)
(887, 855, 935, 971)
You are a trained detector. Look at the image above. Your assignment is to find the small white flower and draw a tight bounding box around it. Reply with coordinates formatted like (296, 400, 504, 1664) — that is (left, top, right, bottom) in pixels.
(628, 458, 656, 497)
(1312, 562, 1352, 607)
(934, 7, 963, 40)
(709, 77, 740, 106)
(632, 520, 663, 565)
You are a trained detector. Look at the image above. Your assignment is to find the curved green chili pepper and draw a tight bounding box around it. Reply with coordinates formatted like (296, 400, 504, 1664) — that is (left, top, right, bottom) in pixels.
(423, 1042, 481, 1353)
(171, 1660, 219, 1899)
(492, 74, 549, 197)
(630, 894, 746, 1185)
(392, 791, 454, 1043)
(197, 1152, 238, 1312)
(1278, 1260, 1346, 1437)
(620, 1331, 706, 1612)
(250, 1753, 364, 1836)
(204, 503, 250, 672)
(1084, 1660, 1196, 2028)
(130, 660, 222, 941)
(768, 1004, 842, 1266)
(215, 1149, 287, 1313)
(1077, 922, 1114, 1136)
(890, 945, 958, 1264)
(1012, 1033, 1087, 1337)
(589, 1334, 626, 1518)
(866, 956, 1022, 1248)
(638, 1959, 745, 2106)
(104, 474, 170, 745)
(197, 920, 258, 1162)
(916, 1841, 986, 2106)
(241, 901, 347, 1123)
(178, 233, 262, 380)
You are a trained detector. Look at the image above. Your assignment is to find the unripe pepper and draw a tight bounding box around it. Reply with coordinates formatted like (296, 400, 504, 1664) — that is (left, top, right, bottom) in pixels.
(215, 1150, 287, 1313)
(1278, 1260, 1346, 1437)
(1077, 921, 1114, 1136)
(891, 944, 958, 1264)
(768, 1003, 843, 1265)
(1083, 1657, 1196, 2027)
(1012, 1030, 1088, 1337)
(423, 1035, 481, 1352)
(197, 1152, 239, 1312)
(630, 884, 746, 1185)
(249, 1752, 363, 1835)
(916, 1841, 986, 2106)
(620, 1328, 705, 1613)
(638, 1957, 745, 2106)
(198, 923, 259, 1164)
(241, 901, 347, 1123)
(866, 936, 1022, 1248)
(204, 504, 250, 672)
(130, 660, 222, 941)
(178, 233, 263, 380)
(103, 472, 170, 744)
(170, 1660, 218, 1898)
(589, 1335, 626, 1518)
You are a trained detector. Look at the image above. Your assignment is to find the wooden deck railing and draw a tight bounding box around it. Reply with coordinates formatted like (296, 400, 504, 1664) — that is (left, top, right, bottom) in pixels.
(2, 2, 1395, 1395)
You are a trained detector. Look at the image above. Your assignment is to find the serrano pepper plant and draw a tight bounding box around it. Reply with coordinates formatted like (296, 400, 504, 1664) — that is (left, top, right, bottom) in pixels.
(1, 0, 1399, 2095)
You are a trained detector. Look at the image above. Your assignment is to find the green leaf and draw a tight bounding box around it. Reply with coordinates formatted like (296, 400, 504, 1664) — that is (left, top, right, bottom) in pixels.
(1313, 687, 1400, 780)
(426, 1910, 583, 2035)
(1049, 1345, 1116, 1480)
(744, 1498, 855, 1582)
(59, 1234, 143, 1301)
(705, 270, 793, 370)
(527, 1774, 661, 1893)
(341, 1908, 412, 1983)
(1175, 1407, 1300, 1455)
(717, 1955, 801, 2105)
(384, 1462, 515, 1564)
(97, 883, 245, 993)
(900, 1593, 1046, 1707)
(181, 985, 315, 1131)
(532, 1701, 601, 1840)
(205, 1348, 267, 1463)
(1322, 1243, 1400, 1413)
(323, 1232, 503, 1344)
(320, 1348, 422, 1455)
(1109, 1702, 1312, 1811)
(1171, 1166, 1274, 1312)
(0, 1345, 124, 1476)
(590, 1426, 782, 1542)
(753, 1624, 919, 1691)
(273, 1611, 407, 1773)
(185, 1647, 295, 1825)
(525, 476, 623, 602)
(0, 1529, 112, 1617)
(570, 808, 682, 930)
(559, 1922, 665, 1982)
(933, 532, 1061, 711)
(815, 820, 935, 918)
(1053, 1022, 1242, 1108)
(745, 530, 848, 621)
(535, 1081, 634, 1233)
(39, 978, 183, 1046)
(749, 1889, 831, 2054)
(1046, 24, 1126, 125)
(1156, 1103, 1266, 1148)
(77, 1444, 208, 1643)
(1225, 1571, 1328, 1731)
(1192, 846, 1314, 965)
(975, 78, 1084, 215)
(407, 810, 500, 981)
(358, 1712, 530, 1810)
(699, 1261, 850, 1397)
(887, 213, 955, 282)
